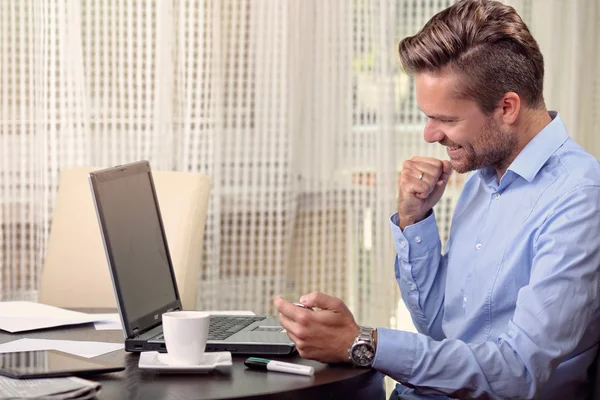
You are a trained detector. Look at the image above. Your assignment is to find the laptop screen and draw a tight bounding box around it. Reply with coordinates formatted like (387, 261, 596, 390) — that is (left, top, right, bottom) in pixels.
(91, 164, 178, 324)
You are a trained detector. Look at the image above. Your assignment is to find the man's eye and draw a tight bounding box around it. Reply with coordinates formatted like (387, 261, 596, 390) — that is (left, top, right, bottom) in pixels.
(440, 119, 455, 124)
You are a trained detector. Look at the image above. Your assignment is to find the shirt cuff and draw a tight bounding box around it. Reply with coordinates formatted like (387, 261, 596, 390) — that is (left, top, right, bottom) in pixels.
(390, 211, 441, 260)
(372, 327, 418, 380)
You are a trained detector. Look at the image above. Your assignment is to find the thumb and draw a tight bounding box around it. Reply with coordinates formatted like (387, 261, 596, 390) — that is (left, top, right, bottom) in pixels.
(439, 160, 453, 184)
(300, 291, 339, 310)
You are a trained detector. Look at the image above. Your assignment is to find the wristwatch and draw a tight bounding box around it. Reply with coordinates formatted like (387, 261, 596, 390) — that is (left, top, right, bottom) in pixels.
(348, 325, 376, 367)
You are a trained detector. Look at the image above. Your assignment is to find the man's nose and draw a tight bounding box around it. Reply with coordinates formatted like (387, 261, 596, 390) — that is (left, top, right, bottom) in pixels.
(423, 120, 445, 143)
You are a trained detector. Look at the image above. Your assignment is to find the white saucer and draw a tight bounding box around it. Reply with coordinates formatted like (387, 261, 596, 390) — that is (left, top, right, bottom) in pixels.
(138, 351, 232, 374)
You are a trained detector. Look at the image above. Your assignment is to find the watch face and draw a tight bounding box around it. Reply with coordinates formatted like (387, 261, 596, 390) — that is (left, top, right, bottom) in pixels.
(351, 343, 374, 367)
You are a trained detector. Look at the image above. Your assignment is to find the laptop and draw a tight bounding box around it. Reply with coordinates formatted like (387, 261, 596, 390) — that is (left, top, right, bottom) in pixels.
(88, 160, 296, 356)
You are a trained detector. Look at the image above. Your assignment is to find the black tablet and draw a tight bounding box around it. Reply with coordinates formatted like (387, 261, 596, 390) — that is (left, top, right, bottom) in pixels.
(0, 350, 124, 379)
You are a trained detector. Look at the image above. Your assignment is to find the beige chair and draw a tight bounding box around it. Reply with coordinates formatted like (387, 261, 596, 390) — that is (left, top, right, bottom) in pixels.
(38, 166, 210, 310)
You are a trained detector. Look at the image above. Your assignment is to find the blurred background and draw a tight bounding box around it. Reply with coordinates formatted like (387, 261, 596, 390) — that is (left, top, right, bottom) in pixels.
(0, 0, 598, 341)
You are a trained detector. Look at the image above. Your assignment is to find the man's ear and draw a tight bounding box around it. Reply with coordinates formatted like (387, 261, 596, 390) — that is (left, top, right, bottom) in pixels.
(499, 92, 520, 125)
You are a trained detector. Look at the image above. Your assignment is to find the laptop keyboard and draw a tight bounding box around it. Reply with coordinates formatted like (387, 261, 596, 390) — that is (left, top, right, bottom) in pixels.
(208, 316, 266, 340)
(152, 316, 266, 341)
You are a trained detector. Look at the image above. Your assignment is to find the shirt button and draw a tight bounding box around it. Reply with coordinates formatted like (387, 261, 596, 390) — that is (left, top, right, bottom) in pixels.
(476, 243, 482, 250)
(408, 282, 417, 291)
(415, 236, 422, 244)
(463, 295, 468, 302)
(400, 241, 407, 248)
(494, 193, 501, 200)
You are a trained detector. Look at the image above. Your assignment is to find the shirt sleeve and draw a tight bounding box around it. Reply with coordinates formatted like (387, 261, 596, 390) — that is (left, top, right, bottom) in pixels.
(375, 186, 600, 399)
(390, 211, 447, 340)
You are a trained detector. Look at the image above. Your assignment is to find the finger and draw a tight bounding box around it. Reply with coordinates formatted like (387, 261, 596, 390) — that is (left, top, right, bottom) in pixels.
(299, 292, 341, 310)
(410, 156, 445, 168)
(403, 160, 437, 184)
(432, 161, 453, 189)
(401, 178, 430, 199)
(274, 295, 287, 311)
(286, 330, 302, 346)
(285, 331, 315, 358)
(407, 158, 444, 179)
(400, 166, 432, 196)
(414, 168, 426, 182)
(274, 296, 307, 323)
(439, 160, 453, 183)
(277, 310, 307, 338)
(401, 164, 427, 182)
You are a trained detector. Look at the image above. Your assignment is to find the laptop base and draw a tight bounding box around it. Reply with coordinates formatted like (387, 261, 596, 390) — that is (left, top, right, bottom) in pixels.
(125, 338, 296, 356)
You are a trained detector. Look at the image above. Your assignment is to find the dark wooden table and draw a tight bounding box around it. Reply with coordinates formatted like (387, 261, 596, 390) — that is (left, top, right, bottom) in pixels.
(0, 316, 385, 400)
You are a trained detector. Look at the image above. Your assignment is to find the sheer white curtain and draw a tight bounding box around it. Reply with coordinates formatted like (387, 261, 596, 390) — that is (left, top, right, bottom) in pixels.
(529, 0, 600, 158)
(1, 0, 598, 331)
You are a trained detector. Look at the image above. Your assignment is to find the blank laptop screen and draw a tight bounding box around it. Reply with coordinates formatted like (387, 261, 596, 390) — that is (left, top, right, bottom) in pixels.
(94, 170, 177, 322)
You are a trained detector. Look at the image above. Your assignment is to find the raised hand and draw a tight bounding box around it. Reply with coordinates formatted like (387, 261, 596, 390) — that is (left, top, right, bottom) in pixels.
(398, 156, 453, 230)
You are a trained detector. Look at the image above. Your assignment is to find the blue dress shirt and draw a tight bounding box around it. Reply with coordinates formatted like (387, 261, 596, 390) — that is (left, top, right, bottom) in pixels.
(374, 112, 600, 399)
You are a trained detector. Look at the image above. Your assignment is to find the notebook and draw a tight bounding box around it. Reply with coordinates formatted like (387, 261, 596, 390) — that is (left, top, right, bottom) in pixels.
(88, 161, 296, 356)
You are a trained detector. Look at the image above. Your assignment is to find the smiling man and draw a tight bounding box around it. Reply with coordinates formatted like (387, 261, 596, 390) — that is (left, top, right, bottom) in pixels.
(274, 1, 600, 399)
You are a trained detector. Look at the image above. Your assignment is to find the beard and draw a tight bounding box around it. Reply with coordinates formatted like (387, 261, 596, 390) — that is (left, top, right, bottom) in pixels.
(442, 117, 518, 174)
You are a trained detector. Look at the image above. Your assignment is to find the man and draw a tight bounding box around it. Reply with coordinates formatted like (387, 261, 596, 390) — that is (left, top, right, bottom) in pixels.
(274, 0, 600, 398)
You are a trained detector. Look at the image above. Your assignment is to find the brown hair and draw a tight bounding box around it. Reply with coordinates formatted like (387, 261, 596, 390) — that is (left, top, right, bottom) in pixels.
(398, 0, 545, 114)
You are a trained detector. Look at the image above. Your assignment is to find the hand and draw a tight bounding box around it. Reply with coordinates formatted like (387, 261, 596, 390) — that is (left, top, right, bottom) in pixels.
(273, 292, 359, 363)
(398, 156, 453, 230)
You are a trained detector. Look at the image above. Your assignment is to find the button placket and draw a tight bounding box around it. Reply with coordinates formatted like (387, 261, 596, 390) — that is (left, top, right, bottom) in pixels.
(464, 189, 494, 312)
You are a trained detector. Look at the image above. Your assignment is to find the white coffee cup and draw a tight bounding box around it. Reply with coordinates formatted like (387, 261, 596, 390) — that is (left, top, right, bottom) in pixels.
(162, 311, 210, 365)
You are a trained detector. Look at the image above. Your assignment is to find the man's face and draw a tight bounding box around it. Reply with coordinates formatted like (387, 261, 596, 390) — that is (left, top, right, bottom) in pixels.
(415, 71, 518, 174)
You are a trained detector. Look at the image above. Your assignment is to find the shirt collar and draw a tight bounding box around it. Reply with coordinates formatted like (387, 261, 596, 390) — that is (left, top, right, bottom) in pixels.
(507, 111, 568, 182)
(477, 111, 568, 185)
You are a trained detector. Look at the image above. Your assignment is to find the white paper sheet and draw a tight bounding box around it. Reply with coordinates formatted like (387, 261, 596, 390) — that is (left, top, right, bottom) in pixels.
(90, 311, 256, 331)
(90, 314, 121, 331)
(0, 302, 109, 333)
(0, 339, 123, 358)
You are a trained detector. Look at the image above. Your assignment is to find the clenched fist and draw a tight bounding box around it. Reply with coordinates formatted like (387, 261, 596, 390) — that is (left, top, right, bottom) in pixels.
(398, 156, 453, 230)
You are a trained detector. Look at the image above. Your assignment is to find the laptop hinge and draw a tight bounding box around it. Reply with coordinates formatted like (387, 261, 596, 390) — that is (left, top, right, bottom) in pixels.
(133, 328, 140, 337)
